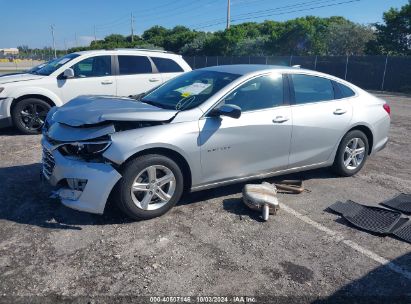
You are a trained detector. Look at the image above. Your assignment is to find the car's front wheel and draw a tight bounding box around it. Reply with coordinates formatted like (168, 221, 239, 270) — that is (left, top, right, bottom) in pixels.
(11, 98, 51, 134)
(333, 130, 369, 177)
(116, 154, 184, 220)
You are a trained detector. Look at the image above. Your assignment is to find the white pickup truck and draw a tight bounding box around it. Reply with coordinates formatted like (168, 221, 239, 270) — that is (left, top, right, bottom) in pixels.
(0, 49, 191, 134)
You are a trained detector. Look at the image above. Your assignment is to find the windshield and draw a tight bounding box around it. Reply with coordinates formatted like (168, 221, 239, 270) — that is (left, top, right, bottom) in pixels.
(32, 54, 80, 76)
(141, 70, 241, 110)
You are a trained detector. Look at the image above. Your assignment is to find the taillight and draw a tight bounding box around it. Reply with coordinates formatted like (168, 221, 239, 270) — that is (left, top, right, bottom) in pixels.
(383, 104, 391, 116)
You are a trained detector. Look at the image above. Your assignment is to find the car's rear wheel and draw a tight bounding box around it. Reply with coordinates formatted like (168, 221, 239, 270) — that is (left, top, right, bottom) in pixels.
(116, 154, 184, 220)
(333, 130, 369, 177)
(11, 98, 50, 134)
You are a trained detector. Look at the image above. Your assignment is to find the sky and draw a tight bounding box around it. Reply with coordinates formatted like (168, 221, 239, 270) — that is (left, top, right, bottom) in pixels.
(0, 0, 408, 49)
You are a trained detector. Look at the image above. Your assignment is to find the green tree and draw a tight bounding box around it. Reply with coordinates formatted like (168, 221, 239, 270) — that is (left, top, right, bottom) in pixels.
(368, 0, 411, 55)
(162, 26, 199, 53)
(326, 21, 375, 55)
(142, 26, 169, 47)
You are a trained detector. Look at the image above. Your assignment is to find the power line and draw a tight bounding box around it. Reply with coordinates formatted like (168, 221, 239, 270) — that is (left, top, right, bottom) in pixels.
(233, 0, 352, 19)
(190, 0, 344, 28)
(136, 0, 221, 23)
(94, 0, 185, 30)
(194, 0, 362, 29)
(233, 0, 362, 22)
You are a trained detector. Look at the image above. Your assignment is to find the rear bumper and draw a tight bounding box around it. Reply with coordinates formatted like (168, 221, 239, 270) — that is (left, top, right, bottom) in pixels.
(370, 115, 390, 156)
(41, 137, 122, 214)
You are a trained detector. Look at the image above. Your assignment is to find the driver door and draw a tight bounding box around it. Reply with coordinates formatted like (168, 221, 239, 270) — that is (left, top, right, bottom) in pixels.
(58, 55, 116, 103)
(198, 74, 292, 185)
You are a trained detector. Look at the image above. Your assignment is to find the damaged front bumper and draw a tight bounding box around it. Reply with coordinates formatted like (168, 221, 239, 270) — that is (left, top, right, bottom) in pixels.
(41, 137, 122, 214)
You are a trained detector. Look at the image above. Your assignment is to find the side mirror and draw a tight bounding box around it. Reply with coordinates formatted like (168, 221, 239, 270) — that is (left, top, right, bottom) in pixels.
(63, 68, 75, 79)
(209, 104, 241, 119)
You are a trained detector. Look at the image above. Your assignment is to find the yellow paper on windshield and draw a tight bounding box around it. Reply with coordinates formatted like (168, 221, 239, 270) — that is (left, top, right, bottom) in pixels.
(176, 83, 211, 97)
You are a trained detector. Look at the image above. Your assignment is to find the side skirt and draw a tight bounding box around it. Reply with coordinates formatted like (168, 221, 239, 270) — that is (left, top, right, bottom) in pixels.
(190, 161, 331, 192)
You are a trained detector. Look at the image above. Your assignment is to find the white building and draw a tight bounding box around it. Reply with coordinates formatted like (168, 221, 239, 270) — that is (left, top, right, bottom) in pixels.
(0, 48, 19, 55)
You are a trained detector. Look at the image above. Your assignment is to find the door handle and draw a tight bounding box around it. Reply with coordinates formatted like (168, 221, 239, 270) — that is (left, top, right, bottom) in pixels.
(101, 80, 113, 85)
(272, 116, 289, 123)
(149, 78, 160, 82)
(333, 109, 347, 115)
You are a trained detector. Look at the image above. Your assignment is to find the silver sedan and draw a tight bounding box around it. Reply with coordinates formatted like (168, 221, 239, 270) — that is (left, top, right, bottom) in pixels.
(41, 65, 390, 219)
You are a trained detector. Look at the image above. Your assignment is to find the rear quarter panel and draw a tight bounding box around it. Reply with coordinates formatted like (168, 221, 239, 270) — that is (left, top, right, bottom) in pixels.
(350, 91, 390, 154)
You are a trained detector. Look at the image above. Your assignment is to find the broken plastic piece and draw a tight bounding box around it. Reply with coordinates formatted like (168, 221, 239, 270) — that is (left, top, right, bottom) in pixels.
(274, 180, 305, 194)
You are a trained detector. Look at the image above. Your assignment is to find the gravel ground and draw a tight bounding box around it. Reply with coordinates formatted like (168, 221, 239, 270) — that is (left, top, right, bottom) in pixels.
(0, 92, 410, 303)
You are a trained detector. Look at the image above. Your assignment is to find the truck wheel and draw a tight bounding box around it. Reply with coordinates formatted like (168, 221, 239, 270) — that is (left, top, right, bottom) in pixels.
(333, 130, 369, 177)
(11, 98, 51, 134)
(116, 154, 184, 220)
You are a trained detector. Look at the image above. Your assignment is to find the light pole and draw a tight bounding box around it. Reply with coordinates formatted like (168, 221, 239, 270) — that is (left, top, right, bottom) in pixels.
(226, 0, 231, 30)
(50, 25, 57, 58)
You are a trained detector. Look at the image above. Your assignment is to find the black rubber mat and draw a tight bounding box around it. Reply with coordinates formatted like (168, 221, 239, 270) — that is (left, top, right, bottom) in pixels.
(392, 221, 411, 244)
(328, 200, 404, 234)
(380, 193, 411, 214)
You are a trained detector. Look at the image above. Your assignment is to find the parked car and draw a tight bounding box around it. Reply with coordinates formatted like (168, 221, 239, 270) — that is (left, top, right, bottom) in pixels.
(41, 65, 390, 220)
(0, 49, 191, 134)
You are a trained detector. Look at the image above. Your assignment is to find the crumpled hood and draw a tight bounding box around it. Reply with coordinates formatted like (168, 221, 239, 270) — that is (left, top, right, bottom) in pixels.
(0, 73, 44, 84)
(52, 95, 178, 127)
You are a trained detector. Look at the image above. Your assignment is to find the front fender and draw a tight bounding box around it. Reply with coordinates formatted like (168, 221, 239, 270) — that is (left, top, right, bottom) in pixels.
(102, 121, 202, 185)
(10, 86, 63, 107)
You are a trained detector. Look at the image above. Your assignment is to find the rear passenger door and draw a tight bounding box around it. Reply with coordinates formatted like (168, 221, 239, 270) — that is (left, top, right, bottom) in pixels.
(151, 57, 185, 83)
(287, 74, 353, 168)
(115, 55, 161, 97)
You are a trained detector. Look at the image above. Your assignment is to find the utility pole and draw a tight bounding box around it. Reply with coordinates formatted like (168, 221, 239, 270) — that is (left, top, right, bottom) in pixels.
(226, 0, 231, 30)
(131, 12, 135, 42)
(94, 25, 97, 41)
(50, 24, 57, 58)
(74, 32, 78, 47)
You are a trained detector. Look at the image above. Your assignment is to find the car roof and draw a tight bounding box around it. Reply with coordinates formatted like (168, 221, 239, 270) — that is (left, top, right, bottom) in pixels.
(73, 49, 181, 58)
(199, 64, 305, 75)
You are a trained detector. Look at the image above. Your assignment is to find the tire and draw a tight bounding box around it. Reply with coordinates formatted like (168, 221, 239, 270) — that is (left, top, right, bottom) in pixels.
(333, 130, 369, 177)
(11, 98, 51, 134)
(116, 154, 184, 220)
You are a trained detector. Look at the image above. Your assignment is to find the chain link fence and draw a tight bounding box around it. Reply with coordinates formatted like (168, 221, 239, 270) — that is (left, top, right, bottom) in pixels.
(183, 55, 411, 93)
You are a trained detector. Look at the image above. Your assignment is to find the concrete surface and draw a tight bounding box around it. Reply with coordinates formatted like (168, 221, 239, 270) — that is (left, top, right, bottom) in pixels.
(0, 93, 410, 303)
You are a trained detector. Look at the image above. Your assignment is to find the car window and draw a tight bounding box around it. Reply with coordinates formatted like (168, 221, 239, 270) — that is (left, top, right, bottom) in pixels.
(337, 82, 356, 98)
(118, 55, 152, 75)
(223, 74, 284, 112)
(71, 56, 111, 78)
(141, 70, 240, 110)
(34, 54, 79, 76)
(291, 74, 334, 104)
(151, 57, 184, 73)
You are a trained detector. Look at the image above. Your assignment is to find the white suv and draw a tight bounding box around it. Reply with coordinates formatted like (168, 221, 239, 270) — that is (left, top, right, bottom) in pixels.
(0, 49, 191, 134)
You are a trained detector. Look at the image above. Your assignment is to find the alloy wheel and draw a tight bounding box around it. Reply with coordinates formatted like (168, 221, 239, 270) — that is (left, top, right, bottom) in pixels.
(343, 137, 366, 170)
(19, 103, 48, 131)
(130, 165, 176, 210)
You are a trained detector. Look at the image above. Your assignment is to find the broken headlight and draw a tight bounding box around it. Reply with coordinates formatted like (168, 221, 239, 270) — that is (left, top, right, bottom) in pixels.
(58, 141, 111, 159)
